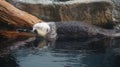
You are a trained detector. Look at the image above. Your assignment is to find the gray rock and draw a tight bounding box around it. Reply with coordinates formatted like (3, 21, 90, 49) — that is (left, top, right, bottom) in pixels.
(7, 0, 115, 27)
(111, 0, 120, 22)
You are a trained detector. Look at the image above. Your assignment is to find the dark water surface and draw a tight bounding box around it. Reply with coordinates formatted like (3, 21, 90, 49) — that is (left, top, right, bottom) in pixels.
(12, 49, 104, 67)
(0, 38, 120, 67)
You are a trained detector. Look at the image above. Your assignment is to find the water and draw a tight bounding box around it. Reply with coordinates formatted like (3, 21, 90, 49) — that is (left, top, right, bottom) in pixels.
(12, 49, 104, 67)
(0, 38, 118, 67)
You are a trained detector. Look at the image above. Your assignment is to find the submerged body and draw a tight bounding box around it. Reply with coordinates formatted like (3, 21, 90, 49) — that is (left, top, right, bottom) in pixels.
(32, 21, 119, 40)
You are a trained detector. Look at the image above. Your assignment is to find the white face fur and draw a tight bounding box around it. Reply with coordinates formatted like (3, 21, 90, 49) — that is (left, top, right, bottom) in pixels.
(32, 22, 50, 37)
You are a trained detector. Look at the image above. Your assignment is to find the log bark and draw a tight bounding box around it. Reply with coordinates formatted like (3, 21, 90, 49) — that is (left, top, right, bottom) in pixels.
(0, 0, 42, 28)
(0, 30, 35, 43)
(0, 0, 42, 43)
(0, 30, 36, 49)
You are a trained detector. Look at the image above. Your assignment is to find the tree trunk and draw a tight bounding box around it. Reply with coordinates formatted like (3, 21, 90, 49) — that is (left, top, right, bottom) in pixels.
(0, 0, 41, 43)
(0, 0, 42, 28)
(0, 30, 35, 40)
(0, 30, 36, 49)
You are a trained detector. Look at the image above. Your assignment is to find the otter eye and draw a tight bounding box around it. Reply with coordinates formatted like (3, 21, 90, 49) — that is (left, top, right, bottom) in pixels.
(34, 30, 38, 34)
(47, 28, 49, 33)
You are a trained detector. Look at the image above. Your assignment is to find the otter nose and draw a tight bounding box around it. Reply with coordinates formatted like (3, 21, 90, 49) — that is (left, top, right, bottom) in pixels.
(32, 30, 38, 34)
(33, 30, 38, 34)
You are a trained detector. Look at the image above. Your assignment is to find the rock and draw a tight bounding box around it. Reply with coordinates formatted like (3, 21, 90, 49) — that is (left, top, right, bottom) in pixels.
(59, 1, 113, 26)
(6, 0, 61, 21)
(111, 0, 120, 23)
(7, 0, 114, 27)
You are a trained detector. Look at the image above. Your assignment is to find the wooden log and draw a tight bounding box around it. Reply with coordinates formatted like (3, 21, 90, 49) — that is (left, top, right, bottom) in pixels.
(0, 0, 43, 28)
(0, 30, 36, 43)
(0, 30, 36, 50)
(0, 0, 43, 44)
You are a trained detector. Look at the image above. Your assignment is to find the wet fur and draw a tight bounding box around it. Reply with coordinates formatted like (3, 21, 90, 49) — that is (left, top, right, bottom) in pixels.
(55, 21, 116, 39)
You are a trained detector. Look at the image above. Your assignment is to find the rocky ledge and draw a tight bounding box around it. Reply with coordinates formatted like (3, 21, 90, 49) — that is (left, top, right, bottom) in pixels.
(7, 0, 120, 28)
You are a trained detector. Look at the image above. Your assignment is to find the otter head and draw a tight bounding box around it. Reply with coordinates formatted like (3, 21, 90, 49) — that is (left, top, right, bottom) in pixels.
(32, 22, 50, 38)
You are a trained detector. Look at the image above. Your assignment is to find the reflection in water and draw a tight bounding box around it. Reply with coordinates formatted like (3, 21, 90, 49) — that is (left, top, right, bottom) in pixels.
(104, 48, 120, 67)
(0, 38, 120, 67)
(0, 53, 19, 67)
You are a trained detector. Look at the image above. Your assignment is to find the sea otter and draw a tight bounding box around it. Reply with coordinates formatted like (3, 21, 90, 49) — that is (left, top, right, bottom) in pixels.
(32, 21, 120, 41)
